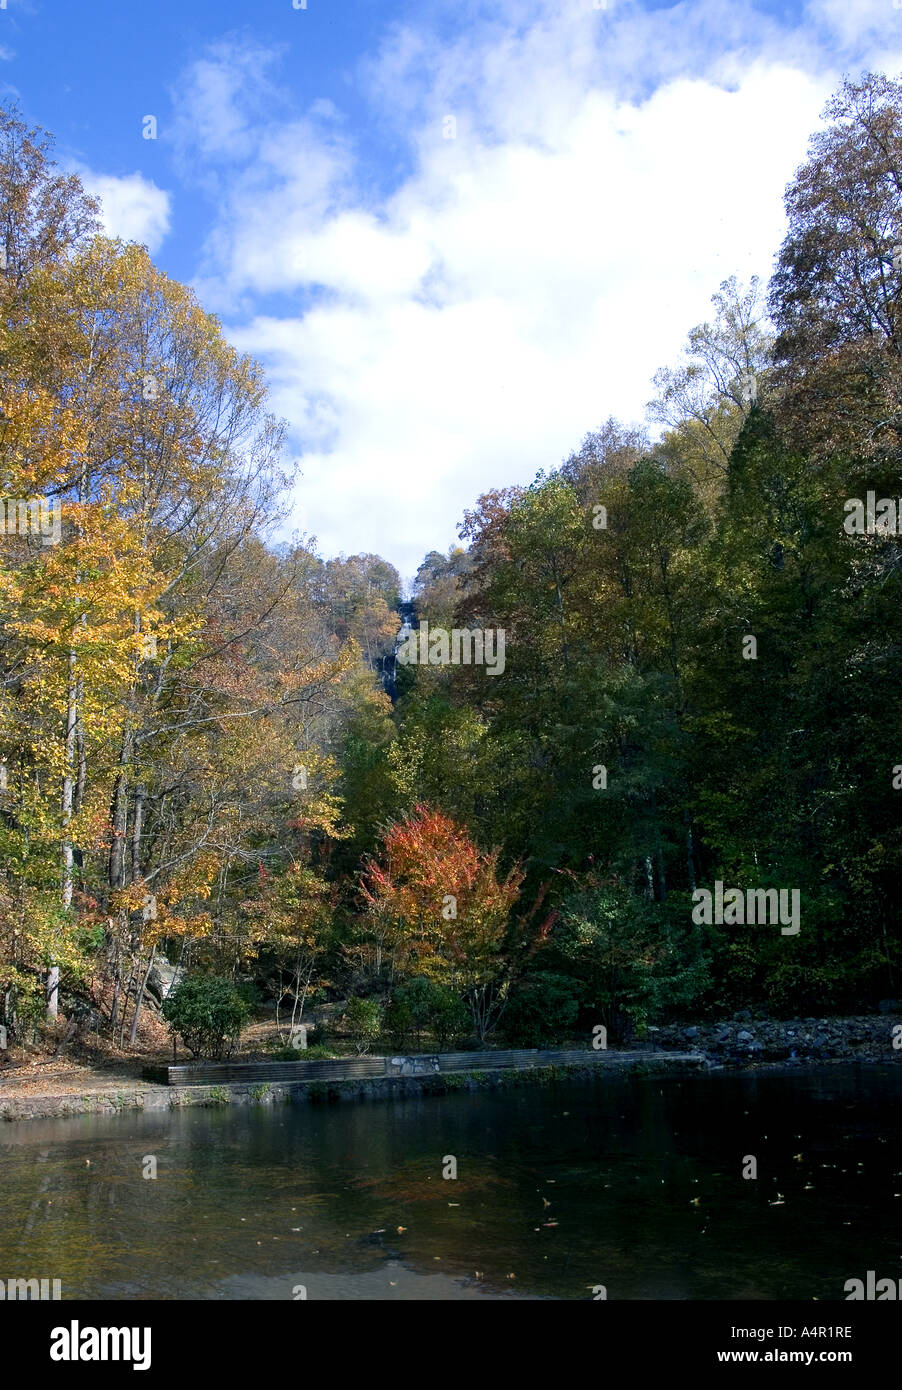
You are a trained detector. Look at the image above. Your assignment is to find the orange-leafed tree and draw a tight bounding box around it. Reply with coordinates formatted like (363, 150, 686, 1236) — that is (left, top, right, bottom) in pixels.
(358, 805, 523, 1041)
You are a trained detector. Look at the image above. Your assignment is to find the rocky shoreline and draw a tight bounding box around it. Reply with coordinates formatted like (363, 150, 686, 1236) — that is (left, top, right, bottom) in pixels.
(654, 1011, 902, 1064)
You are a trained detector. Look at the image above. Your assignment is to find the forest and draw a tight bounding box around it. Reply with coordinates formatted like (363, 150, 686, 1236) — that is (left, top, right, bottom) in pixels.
(1, 71, 901, 1062)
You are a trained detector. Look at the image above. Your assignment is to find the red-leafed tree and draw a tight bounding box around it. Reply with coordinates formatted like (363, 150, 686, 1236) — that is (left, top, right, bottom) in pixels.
(358, 805, 523, 1040)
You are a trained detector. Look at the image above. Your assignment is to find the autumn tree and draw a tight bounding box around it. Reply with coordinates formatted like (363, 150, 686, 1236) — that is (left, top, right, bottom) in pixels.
(358, 806, 522, 1040)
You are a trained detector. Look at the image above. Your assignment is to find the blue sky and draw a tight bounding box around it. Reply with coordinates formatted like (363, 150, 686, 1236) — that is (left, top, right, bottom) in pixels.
(3, 0, 902, 580)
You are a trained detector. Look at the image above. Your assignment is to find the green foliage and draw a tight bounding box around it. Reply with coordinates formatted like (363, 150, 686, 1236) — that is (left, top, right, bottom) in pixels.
(385, 977, 469, 1050)
(547, 883, 708, 1040)
(501, 972, 580, 1047)
(343, 996, 382, 1054)
(268, 1043, 337, 1060)
(429, 984, 470, 1048)
(384, 993, 414, 1051)
(161, 976, 251, 1060)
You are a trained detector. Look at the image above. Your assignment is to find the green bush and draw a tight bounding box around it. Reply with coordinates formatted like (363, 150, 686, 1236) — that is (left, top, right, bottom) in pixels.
(427, 985, 469, 1049)
(396, 976, 434, 1042)
(385, 978, 469, 1051)
(161, 976, 251, 1060)
(343, 996, 382, 1054)
(545, 885, 709, 1041)
(501, 972, 580, 1048)
(384, 994, 414, 1050)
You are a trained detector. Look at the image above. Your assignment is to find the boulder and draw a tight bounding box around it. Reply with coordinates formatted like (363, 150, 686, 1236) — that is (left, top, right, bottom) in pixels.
(145, 955, 184, 1008)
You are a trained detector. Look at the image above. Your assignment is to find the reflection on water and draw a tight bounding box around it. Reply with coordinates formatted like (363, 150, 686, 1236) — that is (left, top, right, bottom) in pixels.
(0, 1064, 898, 1300)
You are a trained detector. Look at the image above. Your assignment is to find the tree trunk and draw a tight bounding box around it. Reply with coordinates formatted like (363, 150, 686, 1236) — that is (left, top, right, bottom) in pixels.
(108, 932, 122, 1032)
(45, 967, 60, 1021)
(685, 814, 697, 894)
(131, 784, 145, 885)
(106, 730, 135, 1032)
(108, 728, 134, 894)
(53, 648, 78, 1018)
(128, 944, 155, 1046)
(75, 676, 86, 813)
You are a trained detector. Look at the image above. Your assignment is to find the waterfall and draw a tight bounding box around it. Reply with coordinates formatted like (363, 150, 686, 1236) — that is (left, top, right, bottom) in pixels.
(381, 600, 416, 699)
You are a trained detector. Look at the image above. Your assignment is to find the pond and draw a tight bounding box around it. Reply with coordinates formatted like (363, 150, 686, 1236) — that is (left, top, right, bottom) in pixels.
(0, 1064, 898, 1300)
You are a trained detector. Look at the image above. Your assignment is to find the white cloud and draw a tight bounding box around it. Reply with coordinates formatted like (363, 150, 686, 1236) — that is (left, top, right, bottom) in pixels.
(80, 171, 171, 254)
(805, 0, 902, 52)
(170, 38, 288, 172)
(173, 2, 902, 573)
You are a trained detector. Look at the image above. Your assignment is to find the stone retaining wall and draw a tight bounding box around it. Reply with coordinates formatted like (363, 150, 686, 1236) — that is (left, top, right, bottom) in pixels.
(0, 1053, 707, 1123)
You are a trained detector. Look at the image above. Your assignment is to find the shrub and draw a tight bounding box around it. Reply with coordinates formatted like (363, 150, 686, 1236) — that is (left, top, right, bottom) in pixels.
(343, 996, 382, 1054)
(396, 976, 434, 1043)
(161, 976, 251, 1060)
(428, 985, 469, 1049)
(501, 972, 580, 1048)
(384, 994, 414, 1051)
(546, 883, 709, 1041)
(385, 978, 469, 1051)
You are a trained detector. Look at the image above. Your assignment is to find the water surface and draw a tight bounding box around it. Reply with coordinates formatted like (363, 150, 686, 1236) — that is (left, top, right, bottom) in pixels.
(0, 1064, 898, 1300)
